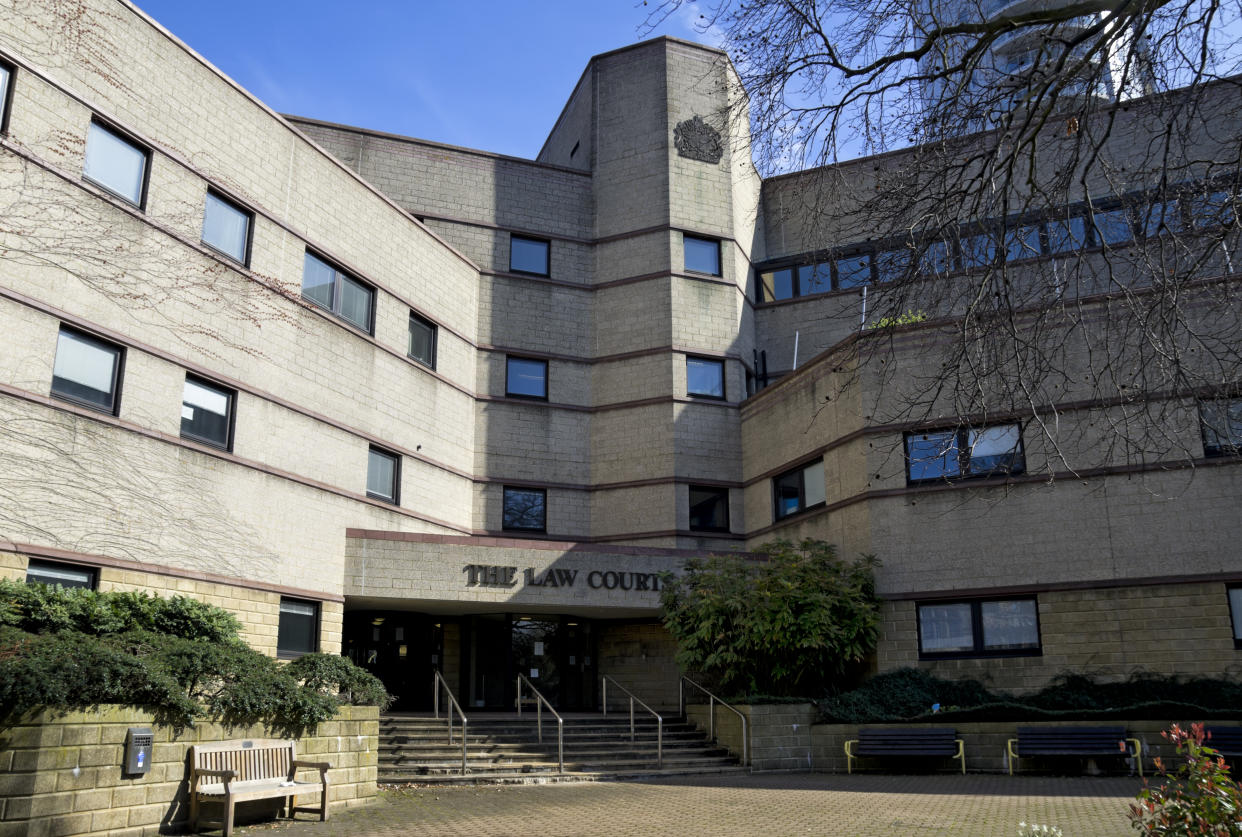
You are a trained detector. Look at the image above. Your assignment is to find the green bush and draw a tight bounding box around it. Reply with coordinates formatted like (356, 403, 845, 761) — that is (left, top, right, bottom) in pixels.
(661, 539, 880, 696)
(286, 653, 392, 710)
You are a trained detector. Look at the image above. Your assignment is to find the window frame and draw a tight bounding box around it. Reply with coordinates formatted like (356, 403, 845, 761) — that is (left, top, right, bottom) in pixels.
(904, 423, 1026, 485)
(683, 235, 723, 276)
(180, 374, 236, 451)
(408, 312, 437, 370)
(82, 118, 151, 209)
(772, 458, 826, 522)
(686, 355, 726, 400)
(366, 445, 401, 505)
(505, 355, 549, 401)
(0, 57, 14, 136)
(916, 597, 1042, 659)
(688, 485, 731, 533)
(25, 558, 97, 589)
(301, 250, 376, 335)
(502, 485, 547, 533)
(200, 188, 254, 266)
(276, 597, 320, 659)
(1199, 397, 1242, 457)
(509, 234, 551, 277)
(50, 325, 125, 415)
(1227, 586, 1242, 649)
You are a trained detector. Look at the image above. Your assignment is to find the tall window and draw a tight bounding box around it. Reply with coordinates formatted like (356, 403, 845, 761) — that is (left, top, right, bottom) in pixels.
(408, 313, 437, 369)
(688, 486, 730, 532)
(1228, 586, 1242, 649)
(505, 356, 548, 399)
(917, 598, 1041, 658)
(686, 356, 725, 399)
(905, 424, 1024, 483)
(83, 120, 148, 207)
(0, 59, 13, 135)
(26, 559, 96, 589)
(367, 446, 400, 504)
(201, 190, 252, 265)
(503, 486, 546, 532)
(181, 375, 235, 450)
(773, 459, 825, 521)
(277, 597, 319, 658)
(51, 326, 123, 414)
(1200, 399, 1242, 457)
(509, 235, 550, 276)
(683, 235, 721, 275)
(302, 251, 374, 333)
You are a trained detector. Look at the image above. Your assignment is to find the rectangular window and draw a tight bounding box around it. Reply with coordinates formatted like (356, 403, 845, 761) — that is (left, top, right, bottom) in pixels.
(277, 598, 319, 658)
(1228, 587, 1242, 648)
(798, 262, 833, 294)
(917, 598, 1040, 658)
(302, 251, 374, 333)
(874, 248, 913, 282)
(1200, 399, 1242, 457)
(506, 356, 548, 399)
(688, 485, 730, 532)
(759, 268, 795, 302)
(1046, 215, 1089, 253)
(1093, 207, 1134, 245)
(367, 446, 400, 504)
(686, 356, 725, 399)
(51, 326, 123, 414)
(181, 375, 234, 450)
(835, 253, 872, 288)
(201, 190, 252, 265)
(26, 559, 96, 589)
(905, 423, 1024, 484)
(1141, 200, 1181, 238)
(83, 120, 148, 207)
(510, 235, 550, 276)
(0, 59, 13, 135)
(503, 486, 546, 532)
(1187, 190, 1237, 230)
(408, 313, 437, 369)
(1004, 224, 1043, 261)
(959, 234, 998, 268)
(773, 458, 826, 521)
(683, 235, 721, 276)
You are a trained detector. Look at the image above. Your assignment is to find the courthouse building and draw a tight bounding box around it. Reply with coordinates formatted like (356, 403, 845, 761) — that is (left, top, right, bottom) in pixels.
(0, 0, 1239, 711)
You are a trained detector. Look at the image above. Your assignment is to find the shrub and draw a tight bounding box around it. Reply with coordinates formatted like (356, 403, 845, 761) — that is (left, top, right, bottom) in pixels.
(1129, 722, 1242, 836)
(661, 539, 880, 696)
(286, 653, 392, 709)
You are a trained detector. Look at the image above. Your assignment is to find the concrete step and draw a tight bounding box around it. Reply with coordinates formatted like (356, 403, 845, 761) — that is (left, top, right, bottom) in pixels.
(380, 764, 752, 786)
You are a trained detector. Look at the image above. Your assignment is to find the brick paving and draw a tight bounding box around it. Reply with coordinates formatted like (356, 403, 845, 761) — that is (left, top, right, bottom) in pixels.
(235, 773, 1142, 836)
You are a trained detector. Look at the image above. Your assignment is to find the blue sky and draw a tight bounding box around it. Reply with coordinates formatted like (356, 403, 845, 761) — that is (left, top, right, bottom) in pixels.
(133, 1, 717, 160)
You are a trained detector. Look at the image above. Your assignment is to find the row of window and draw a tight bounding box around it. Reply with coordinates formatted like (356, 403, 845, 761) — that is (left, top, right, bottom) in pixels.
(500, 484, 732, 534)
(758, 183, 1239, 302)
(502, 355, 727, 402)
(22, 559, 320, 657)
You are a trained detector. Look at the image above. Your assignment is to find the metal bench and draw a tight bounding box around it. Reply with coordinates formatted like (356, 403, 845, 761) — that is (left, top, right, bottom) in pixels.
(1006, 726, 1141, 776)
(844, 727, 965, 774)
(188, 738, 330, 836)
(1205, 726, 1242, 757)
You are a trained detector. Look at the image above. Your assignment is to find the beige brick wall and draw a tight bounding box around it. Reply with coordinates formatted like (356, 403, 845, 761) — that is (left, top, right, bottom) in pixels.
(0, 705, 377, 837)
(686, 702, 818, 771)
(598, 622, 680, 712)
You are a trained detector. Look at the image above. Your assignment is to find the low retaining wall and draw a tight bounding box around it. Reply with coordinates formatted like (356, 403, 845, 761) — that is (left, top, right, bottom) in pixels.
(686, 703, 816, 771)
(0, 705, 378, 837)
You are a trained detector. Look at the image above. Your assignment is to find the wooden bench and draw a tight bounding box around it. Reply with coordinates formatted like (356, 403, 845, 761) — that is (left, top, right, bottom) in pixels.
(1006, 726, 1141, 776)
(1205, 726, 1242, 757)
(189, 739, 330, 836)
(844, 728, 965, 774)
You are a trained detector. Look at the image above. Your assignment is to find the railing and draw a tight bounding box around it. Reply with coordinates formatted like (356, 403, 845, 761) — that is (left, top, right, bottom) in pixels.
(601, 676, 662, 768)
(432, 669, 469, 775)
(679, 676, 749, 767)
(516, 673, 564, 773)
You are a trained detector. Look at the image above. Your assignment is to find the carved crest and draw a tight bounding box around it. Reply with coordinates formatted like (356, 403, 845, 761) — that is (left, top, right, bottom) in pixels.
(674, 115, 723, 164)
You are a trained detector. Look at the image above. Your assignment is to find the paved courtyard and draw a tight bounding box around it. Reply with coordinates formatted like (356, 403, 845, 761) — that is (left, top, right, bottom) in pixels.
(236, 773, 1143, 836)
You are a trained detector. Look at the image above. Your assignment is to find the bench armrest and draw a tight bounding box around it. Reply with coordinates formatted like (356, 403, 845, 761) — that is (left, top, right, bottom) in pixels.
(1126, 738, 1143, 778)
(1006, 738, 1019, 776)
(292, 760, 332, 780)
(191, 768, 235, 788)
(844, 739, 858, 774)
(955, 739, 966, 774)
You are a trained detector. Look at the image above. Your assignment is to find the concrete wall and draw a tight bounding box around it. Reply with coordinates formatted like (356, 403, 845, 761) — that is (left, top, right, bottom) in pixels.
(686, 703, 818, 771)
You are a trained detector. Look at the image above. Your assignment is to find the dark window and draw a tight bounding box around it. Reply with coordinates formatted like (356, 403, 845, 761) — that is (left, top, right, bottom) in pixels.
(181, 375, 234, 450)
(917, 598, 1041, 658)
(367, 446, 400, 504)
(686, 356, 725, 399)
(905, 424, 1024, 483)
(688, 486, 730, 532)
(302, 251, 374, 333)
(773, 458, 825, 521)
(506, 356, 547, 399)
(83, 120, 148, 207)
(201, 190, 252, 265)
(408, 313, 437, 369)
(1201, 399, 1242, 457)
(277, 597, 319, 658)
(51, 326, 123, 414)
(26, 559, 96, 589)
(684, 235, 721, 275)
(0, 59, 13, 135)
(503, 486, 546, 532)
(1228, 586, 1242, 649)
(510, 235, 550, 276)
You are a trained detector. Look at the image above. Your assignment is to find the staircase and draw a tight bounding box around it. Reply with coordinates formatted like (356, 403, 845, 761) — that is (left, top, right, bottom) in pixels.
(378, 713, 747, 784)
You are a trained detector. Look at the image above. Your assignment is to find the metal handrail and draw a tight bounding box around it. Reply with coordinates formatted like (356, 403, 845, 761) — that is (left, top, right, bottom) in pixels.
(432, 669, 469, 775)
(679, 676, 749, 766)
(600, 676, 663, 768)
(516, 673, 564, 773)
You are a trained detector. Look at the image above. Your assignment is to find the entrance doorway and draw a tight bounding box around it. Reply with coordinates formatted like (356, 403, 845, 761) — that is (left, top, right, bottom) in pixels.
(463, 614, 598, 711)
(342, 611, 443, 711)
